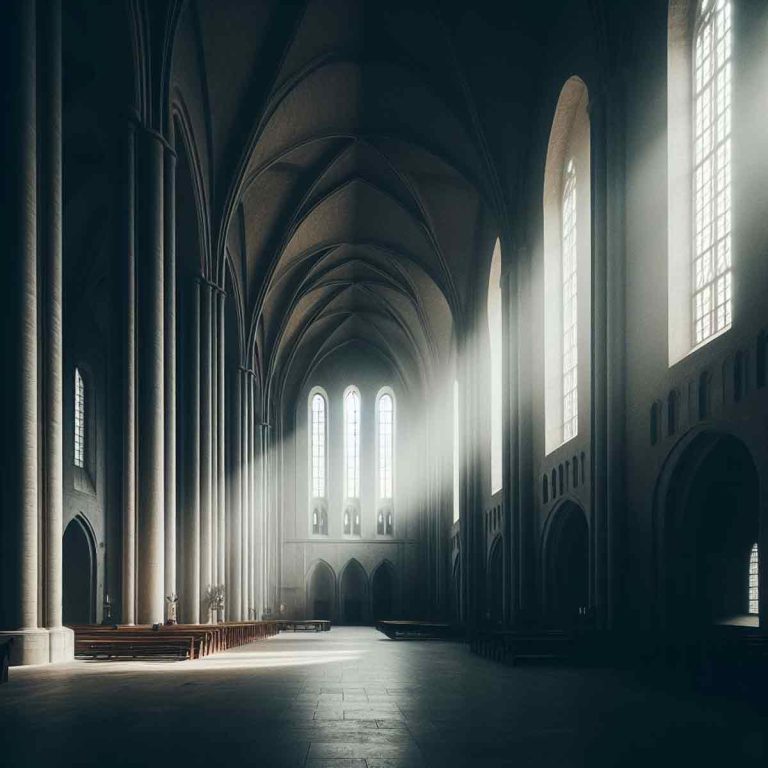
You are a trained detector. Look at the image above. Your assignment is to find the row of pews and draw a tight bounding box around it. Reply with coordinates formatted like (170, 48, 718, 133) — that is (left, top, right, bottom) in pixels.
(72, 621, 280, 661)
(470, 628, 605, 666)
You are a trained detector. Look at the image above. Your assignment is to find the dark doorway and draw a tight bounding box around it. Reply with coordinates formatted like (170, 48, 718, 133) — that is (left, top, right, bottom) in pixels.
(63, 516, 96, 625)
(371, 562, 395, 621)
(663, 434, 759, 630)
(307, 561, 335, 620)
(487, 537, 503, 626)
(340, 559, 368, 625)
(544, 503, 588, 629)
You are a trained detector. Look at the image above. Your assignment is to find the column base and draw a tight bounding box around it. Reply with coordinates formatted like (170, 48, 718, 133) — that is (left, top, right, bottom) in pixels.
(0, 628, 50, 666)
(48, 626, 75, 662)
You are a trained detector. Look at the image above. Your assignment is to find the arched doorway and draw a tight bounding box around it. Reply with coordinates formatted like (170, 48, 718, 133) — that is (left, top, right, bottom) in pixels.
(63, 516, 96, 625)
(306, 561, 335, 621)
(340, 559, 368, 625)
(660, 433, 759, 632)
(487, 536, 503, 626)
(371, 562, 396, 621)
(543, 502, 589, 629)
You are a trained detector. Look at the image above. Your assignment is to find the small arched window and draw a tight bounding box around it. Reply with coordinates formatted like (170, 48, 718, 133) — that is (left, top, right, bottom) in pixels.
(320, 510, 328, 536)
(344, 509, 351, 536)
(344, 387, 360, 499)
(377, 511, 385, 535)
(385, 510, 393, 536)
(312, 509, 319, 534)
(377, 390, 394, 500)
(310, 391, 327, 498)
(542, 475, 549, 504)
(651, 401, 661, 445)
(487, 239, 503, 494)
(353, 510, 361, 536)
(74, 367, 86, 468)
(749, 543, 759, 615)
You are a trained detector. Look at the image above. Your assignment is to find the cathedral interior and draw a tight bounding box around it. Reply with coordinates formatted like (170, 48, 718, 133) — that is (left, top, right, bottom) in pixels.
(1, 0, 768, 766)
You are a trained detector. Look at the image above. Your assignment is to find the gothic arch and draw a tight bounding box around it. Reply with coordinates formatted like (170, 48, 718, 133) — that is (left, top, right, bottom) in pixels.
(306, 559, 336, 622)
(62, 514, 98, 625)
(541, 500, 589, 629)
(339, 558, 369, 625)
(653, 430, 761, 633)
(371, 560, 397, 621)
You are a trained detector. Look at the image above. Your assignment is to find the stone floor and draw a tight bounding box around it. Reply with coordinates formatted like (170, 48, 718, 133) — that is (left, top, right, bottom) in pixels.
(1, 626, 767, 767)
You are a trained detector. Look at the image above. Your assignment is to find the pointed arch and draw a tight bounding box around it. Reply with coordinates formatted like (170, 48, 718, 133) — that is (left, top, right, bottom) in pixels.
(339, 558, 369, 625)
(306, 559, 336, 621)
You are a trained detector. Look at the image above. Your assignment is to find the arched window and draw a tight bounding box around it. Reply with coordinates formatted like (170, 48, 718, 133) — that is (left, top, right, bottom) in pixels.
(692, 0, 732, 347)
(377, 511, 385, 535)
(344, 387, 360, 499)
(353, 510, 361, 536)
(453, 379, 460, 523)
(544, 78, 590, 453)
(74, 367, 86, 468)
(386, 510, 393, 536)
(312, 509, 320, 535)
(377, 390, 394, 500)
(487, 239, 503, 494)
(668, 0, 732, 361)
(320, 510, 328, 536)
(749, 543, 759, 615)
(310, 391, 327, 499)
(561, 160, 578, 443)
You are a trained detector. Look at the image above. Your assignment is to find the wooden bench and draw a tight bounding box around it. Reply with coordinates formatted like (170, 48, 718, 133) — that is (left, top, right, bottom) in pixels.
(376, 620, 456, 640)
(0, 637, 12, 683)
(277, 619, 331, 633)
(71, 621, 280, 661)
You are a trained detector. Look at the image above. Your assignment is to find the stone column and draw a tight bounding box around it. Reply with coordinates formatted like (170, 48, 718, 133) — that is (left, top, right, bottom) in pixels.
(136, 128, 165, 625)
(182, 279, 201, 624)
(217, 292, 226, 594)
(0, 0, 49, 665)
(200, 281, 213, 621)
(39, 0, 72, 660)
(241, 370, 251, 618)
(228, 368, 243, 620)
(211, 293, 218, 597)
(121, 121, 137, 626)
(163, 143, 177, 615)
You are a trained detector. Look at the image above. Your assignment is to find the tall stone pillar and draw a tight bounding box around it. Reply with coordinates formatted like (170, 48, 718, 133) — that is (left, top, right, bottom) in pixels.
(163, 143, 177, 615)
(251, 380, 259, 616)
(182, 279, 201, 623)
(136, 128, 165, 625)
(0, 0, 49, 665)
(200, 281, 213, 621)
(211, 293, 219, 596)
(216, 291, 226, 592)
(39, 0, 72, 660)
(228, 368, 243, 620)
(241, 370, 251, 618)
(121, 121, 137, 626)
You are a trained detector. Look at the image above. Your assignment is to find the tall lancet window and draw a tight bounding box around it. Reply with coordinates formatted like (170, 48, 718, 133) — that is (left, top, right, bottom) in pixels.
(487, 240, 503, 494)
(561, 159, 578, 442)
(377, 391, 394, 500)
(344, 387, 360, 499)
(74, 367, 86, 468)
(749, 543, 759, 616)
(310, 392, 327, 498)
(693, 0, 732, 346)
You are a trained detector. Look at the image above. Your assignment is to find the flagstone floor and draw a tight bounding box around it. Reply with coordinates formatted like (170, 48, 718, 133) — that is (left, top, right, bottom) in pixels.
(1, 626, 767, 767)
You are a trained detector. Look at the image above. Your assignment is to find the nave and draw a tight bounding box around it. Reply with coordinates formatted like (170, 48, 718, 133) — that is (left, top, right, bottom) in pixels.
(2, 628, 767, 768)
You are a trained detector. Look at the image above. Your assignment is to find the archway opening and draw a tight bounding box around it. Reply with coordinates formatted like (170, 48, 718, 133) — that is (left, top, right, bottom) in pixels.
(664, 434, 759, 630)
(487, 537, 503, 626)
(307, 561, 335, 621)
(63, 516, 96, 625)
(371, 563, 395, 621)
(340, 560, 368, 625)
(545, 503, 588, 629)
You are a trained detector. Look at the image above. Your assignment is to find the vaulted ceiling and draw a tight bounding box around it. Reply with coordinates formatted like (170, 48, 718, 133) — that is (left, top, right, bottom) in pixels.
(170, 0, 553, 402)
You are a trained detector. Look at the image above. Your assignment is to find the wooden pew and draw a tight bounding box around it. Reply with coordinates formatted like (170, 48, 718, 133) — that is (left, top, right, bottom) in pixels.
(70, 621, 281, 661)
